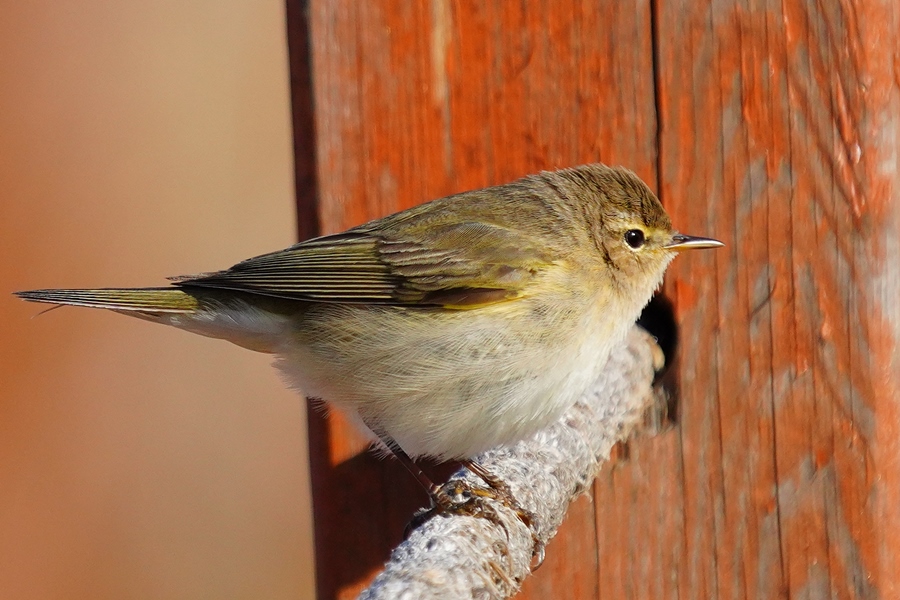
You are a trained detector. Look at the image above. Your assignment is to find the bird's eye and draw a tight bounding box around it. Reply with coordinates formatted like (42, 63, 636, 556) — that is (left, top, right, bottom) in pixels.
(624, 229, 646, 249)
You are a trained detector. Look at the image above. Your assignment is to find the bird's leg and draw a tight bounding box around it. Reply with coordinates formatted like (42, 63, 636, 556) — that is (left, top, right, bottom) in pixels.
(375, 430, 544, 568)
(377, 434, 455, 511)
(461, 459, 545, 568)
(460, 459, 536, 528)
(375, 432, 484, 514)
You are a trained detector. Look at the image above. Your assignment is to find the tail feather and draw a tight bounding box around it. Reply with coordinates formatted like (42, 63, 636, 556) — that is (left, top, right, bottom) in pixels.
(15, 286, 295, 353)
(14, 288, 199, 313)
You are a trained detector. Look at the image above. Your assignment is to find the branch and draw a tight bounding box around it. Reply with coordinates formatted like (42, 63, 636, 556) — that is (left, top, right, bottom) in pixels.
(358, 325, 664, 600)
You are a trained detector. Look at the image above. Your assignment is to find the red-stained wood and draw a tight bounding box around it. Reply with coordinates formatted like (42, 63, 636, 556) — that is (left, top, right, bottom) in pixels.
(294, 1, 657, 598)
(652, 1, 899, 598)
(286, 0, 900, 598)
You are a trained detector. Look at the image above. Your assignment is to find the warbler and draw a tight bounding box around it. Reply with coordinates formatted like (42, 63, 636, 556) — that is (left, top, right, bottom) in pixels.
(17, 164, 721, 489)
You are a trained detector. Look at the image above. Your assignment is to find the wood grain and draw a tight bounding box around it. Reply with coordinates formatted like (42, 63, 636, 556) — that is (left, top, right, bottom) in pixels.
(286, 0, 900, 597)
(653, 1, 899, 598)
(298, 1, 658, 598)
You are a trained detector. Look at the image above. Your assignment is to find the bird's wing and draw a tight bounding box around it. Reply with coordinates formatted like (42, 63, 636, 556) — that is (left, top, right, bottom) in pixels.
(174, 221, 557, 309)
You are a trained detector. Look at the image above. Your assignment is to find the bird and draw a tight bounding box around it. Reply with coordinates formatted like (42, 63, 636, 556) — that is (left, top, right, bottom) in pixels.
(16, 163, 722, 510)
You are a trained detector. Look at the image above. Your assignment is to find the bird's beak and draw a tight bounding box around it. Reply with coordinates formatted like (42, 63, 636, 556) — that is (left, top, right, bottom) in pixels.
(665, 234, 724, 251)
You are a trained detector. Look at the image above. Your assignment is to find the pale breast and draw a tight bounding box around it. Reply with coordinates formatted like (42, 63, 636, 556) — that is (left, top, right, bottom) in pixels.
(275, 291, 630, 459)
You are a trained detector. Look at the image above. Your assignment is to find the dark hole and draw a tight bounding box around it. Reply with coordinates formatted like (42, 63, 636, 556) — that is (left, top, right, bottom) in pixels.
(636, 293, 677, 366)
(636, 293, 679, 425)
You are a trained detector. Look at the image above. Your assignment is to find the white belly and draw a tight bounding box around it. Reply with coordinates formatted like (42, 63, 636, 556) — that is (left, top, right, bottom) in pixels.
(275, 296, 630, 459)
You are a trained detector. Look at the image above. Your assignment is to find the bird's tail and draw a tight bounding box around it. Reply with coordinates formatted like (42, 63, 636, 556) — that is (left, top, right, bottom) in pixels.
(14, 287, 292, 353)
(14, 288, 200, 313)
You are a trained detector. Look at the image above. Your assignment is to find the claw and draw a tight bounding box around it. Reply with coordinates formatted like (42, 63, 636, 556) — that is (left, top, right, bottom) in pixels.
(406, 463, 545, 571)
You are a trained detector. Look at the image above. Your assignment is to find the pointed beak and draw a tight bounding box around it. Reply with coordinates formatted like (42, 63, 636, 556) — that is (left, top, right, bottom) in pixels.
(664, 234, 724, 251)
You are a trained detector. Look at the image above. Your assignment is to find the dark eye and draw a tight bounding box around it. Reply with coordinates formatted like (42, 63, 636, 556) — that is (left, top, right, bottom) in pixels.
(624, 229, 646, 249)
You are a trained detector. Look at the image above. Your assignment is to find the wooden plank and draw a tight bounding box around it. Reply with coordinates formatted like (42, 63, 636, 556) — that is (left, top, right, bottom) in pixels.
(293, 1, 659, 597)
(654, 0, 900, 598)
(289, 0, 899, 598)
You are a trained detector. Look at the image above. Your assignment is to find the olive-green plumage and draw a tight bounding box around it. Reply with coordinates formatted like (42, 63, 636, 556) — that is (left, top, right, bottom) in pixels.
(16, 164, 721, 460)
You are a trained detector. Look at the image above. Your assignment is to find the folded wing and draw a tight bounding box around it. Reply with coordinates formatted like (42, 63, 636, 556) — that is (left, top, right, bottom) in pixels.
(177, 220, 557, 309)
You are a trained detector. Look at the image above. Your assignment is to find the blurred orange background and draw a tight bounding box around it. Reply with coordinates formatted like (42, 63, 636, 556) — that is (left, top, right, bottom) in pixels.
(0, 2, 314, 598)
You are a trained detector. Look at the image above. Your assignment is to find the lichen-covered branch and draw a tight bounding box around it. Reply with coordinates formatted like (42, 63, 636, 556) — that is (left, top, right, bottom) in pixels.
(358, 325, 663, 600)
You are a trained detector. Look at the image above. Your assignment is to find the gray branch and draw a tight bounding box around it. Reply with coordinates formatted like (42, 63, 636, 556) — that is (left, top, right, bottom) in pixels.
(358, 325, 664, 600)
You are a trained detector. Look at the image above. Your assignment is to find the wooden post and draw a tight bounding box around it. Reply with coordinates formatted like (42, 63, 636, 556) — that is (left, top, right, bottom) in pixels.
(286, 1, 899, 598)
(649, 1, 899, 598)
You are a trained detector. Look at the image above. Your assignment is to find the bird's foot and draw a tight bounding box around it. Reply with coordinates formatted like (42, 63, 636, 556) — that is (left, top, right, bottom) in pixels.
(407, 464, 545, 569)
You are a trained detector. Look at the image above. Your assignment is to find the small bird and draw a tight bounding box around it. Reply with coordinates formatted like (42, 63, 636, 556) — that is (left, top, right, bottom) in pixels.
(17, 164, 721, 505)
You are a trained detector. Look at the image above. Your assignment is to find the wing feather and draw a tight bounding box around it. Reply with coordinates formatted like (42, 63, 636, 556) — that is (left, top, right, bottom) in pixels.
(176, 216, 558, 308)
